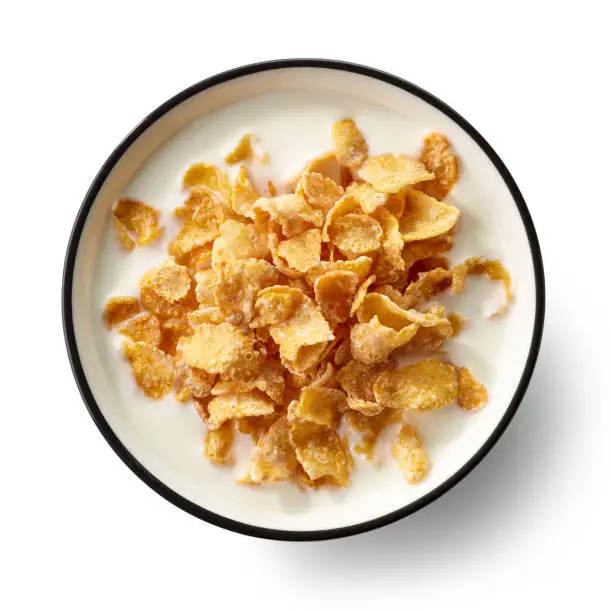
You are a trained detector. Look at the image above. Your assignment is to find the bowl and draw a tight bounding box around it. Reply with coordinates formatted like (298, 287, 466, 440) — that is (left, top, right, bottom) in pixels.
(62, 59, 545, 541)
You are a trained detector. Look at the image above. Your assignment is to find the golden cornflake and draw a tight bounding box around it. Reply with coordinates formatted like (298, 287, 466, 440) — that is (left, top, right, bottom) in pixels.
(399, 189, 460, 242)
(168, 223, 217, 258)
(182, 162, 230, 202)
(224, 133, 255, 165)
(296, 172, 344, 212)
(253, 194, 323, 238)
(269, 295, 334, 363)
(230, 165, 260, 217)
(112, 216, 135, 251)
(448, 313, 465, 337)
(374, 359, 457, 412)
(350, 275, 377, 317)
(277, 228, 322, 273)
(402, 267, 453, 309)
(204, 421, 234, 464)
(103, 296, 140, 328)
(113, 198, 162, 246)
(407, 305, 454, 352)
(194, 269, 218, 307)
(289, 387, 346, 427)
(118, 313, 161, 346)
(452, 257, 512, 316)
(181, 322, 261, 379)
(122, 341, 174, 399)
(357, 154, 434, 193)
(305, 255, 373, 286)
(328, 213, 383, 256)
(418, 133, 459, 201)
(289, 420, 352, 486)
(350, 316, 418, 364)
(250, 286, 302, 328)
(207, 391, 275, 429)
(159, 318, 192, 356)
(212, 220, 269, 264)
(345, 182, 388, 214)
(332, 119, 369, 172)
(214, 258, 279, 326)
(457, 367, 488, 411)
(142, 259, 192, 303)
(314, 270, 359, 326)
(241, 416, 297, 484)
(175, 357, 216, 399)
(392, 425, 429, 483)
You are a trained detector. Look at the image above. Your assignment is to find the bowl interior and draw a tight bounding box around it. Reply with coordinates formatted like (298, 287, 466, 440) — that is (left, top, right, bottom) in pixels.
(69, 65, 540, 534)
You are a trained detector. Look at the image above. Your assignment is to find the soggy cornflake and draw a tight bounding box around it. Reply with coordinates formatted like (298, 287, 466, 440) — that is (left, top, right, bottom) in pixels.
(407, 305, 454, 352)
(345, 182, 388, 214)
(402, 267, 453, 309)
(230, 166, 260, 217)
(241, 416, 297, 484)
(328, 213, 383, 257)
(289, 420, 352, 486)
(103, 296, 140, 328)
(215, 258, 279, 326)
(253, 194, 323, 237)
(182, 162, 230, 202)
(118, 313, 161, 346)
(332, 119, 369, 172)
(181, 322, 261, 379)
(399, 189, 460, 242)
(159, 319, 192, 355)
(175, 358, 216, 399)
(314, 270, 359, 326)
(224, 133, 255, 165)
(289, 387, 346, 426)
(204, 421, 234, 464)
(357, 293, 448, 331)
(112, 216, 135, 251)
(212, 220, 269, 264)
(296, 172, 344, 212)
(418, 133, 459, 200)
(457, 367, 488, 410)
(142, 259, 191, 303)
(452, 257, 512, 316)
(270, 295, 334, 363)
(113, 198, 162, 246)
(392, 425, 429, 483)
(357, 154, 434, 193)
(306, 255, 373, 286)
(250, 286, 302, 328)
(122, 341, 174, 399)
(350, 275, 376, 317)
(346, 409, 402, 459)
(207, 391, 275, 429)
(350, 316, 418, 364)
(176, 244, 213, 271)
(374, 359, 457, 412)
(277, 228, 322, 273)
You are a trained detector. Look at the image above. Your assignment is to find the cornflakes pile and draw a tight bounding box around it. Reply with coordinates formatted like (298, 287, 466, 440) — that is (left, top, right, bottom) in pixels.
(105, 122, 512, 489)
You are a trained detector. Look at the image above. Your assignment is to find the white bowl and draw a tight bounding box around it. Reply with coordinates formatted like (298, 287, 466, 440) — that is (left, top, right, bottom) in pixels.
(62, 59, 545, 540)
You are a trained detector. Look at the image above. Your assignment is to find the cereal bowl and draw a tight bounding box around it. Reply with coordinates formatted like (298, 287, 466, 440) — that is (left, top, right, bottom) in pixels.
(62, 59, 544, 540)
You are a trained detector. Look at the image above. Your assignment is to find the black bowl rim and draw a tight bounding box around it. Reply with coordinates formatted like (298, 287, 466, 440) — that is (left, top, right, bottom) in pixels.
(62, 58, 545, 542)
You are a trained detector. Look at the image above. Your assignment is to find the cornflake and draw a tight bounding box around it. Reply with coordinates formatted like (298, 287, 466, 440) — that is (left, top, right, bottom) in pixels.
(392, 425, 429, 483)
(345, 182, 388, 214)
(374, 359, 457, 412)
(332, 119, 368, 172)
(113, 198, 162, 246)
(118, 313, 161, 346)
(457, 367, 488, 410)
(328, 213, 383, 256)
(452, 257, 512, 316)
(402, 267, 453, 309)
(104, 296, 140, 328)
(112, 216, 135, 251)
(337, 360, 391, 416)
(350, 316, 419, 364)
(250, 286, 302, 328)
(204, 422, 234, 464)
(418, 133, 459, 200)
(358, 154, 434, 193)
(288, 387, 346, 427)
(399, 189, 460, 242)
(225, 133, 255, 165)
(296, 172, 344, 212)
(207, 391, 275, 429)
(212, 220, 269, 263)
(142, 259, 191, 303)
(122, 341, 174, 399)
(253, 194, 323, 238)
(277, 228, 322, 273)
(182, 163, 230, 202)
(314, 270, 359, 326)
(230, 166, 260, 217)
(346, 409, 403, 460)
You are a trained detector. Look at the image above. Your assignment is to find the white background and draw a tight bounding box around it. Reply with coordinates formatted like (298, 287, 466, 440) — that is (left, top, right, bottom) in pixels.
(1, 1, 608, 609)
